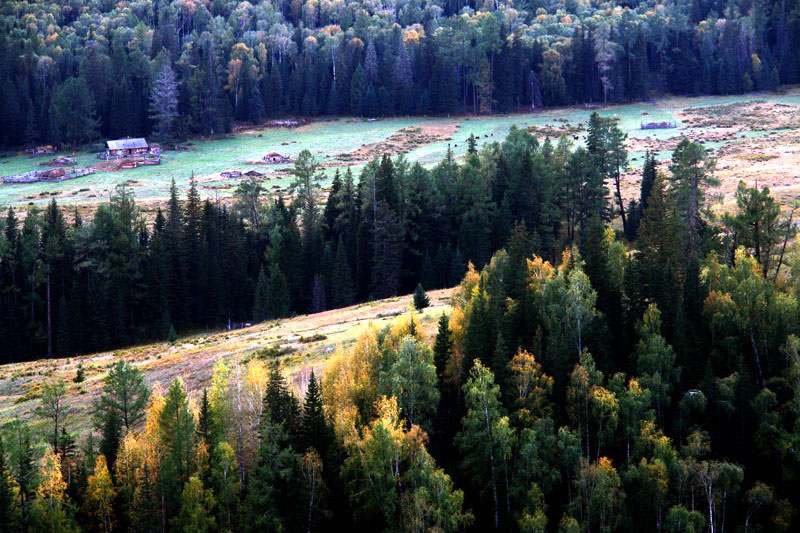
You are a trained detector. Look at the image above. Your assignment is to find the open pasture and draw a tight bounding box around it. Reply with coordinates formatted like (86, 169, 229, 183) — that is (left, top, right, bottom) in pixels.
(0, 287, 453, 433)
(2, 90, 800, 209)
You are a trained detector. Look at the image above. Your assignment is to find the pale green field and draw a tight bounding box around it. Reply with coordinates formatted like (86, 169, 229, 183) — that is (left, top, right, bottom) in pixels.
(2, 92, 800, 208)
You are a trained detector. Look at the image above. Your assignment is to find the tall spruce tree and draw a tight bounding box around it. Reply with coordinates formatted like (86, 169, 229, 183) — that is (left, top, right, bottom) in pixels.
(149, 62, 179, 138)
(197, 389, 214, 452)
(98, 410, 121, 469)
(252, 265, 269, 321)
(300, 372, 329, 455)
(669, 138, 717, 261)
(266, 264, 291, 319)
(635, 173, 683, 343)
(433, 313, 454, 382)
(331, 239, 355, 308)
(51, 76, 99, 146)
(264, 367, 300, 438)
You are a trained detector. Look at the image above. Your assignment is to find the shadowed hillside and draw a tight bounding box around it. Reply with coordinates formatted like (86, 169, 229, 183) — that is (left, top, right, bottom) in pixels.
(0, 288, 453, 434)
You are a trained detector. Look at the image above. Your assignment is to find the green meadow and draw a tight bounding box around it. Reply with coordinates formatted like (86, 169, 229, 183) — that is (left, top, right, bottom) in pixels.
(2, 92, 800, 208)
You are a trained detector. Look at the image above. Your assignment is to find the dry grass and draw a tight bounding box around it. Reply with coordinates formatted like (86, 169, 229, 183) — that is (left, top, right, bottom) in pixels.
(0, 288, 454, 434)
(619, 96, 800, 207)
(332, 122, 460, 164)
(678, 100, 800, 131)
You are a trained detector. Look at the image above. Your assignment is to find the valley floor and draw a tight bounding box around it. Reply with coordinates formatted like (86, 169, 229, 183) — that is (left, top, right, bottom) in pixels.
(3, 89, 800, 212)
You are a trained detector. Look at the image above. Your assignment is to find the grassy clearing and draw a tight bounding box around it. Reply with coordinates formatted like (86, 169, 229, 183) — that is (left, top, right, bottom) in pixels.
(0, 288, 453, 435)
(3, 89, 800, 212)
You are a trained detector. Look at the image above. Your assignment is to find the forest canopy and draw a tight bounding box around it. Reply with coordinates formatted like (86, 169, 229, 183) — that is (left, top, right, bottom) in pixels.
(2, 169, 800, 530)
(2, 115, 800, 531)
(0, 0, 794, 146)
(3, 2, 800, 531)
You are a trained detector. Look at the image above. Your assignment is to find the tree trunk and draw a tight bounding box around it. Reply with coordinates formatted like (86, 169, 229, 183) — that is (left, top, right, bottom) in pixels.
(307, 472, 315, 533)
(615, 170, 627, 234)
(47, 270, 52, 357)
(774, 205, 796, 283)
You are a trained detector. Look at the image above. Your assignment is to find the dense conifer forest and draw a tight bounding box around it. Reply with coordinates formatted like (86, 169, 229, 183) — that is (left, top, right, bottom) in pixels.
(2, 112, 800, 531)
(1, 120, 620, 363)
(3, 1, 800, 532)
(0, 0, 796, 146)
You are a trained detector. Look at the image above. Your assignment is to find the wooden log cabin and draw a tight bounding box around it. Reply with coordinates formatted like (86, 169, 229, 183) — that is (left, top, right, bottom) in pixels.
(104, 138, 149, 158)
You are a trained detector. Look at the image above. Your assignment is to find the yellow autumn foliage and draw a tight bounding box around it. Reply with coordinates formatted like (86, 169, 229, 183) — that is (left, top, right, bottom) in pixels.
(323, 325, 382, 444)
(35, 449, 66, 502)
(85, 455, 115, 533)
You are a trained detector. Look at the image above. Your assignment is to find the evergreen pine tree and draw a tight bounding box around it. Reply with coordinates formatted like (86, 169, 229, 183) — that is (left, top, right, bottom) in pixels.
(505, 221, 535, 300)
(323, 171, 343, 241)
(434, 245, 450, 289)
(448, 248, 467, 287)
(158, 379, 196, 519)
(161, 309, 174, 341)
(331, 239, 355, 308)
(264, 367, 301, 438)
(433, 313, 453, 382)
(165, 179, 187, 328)
(56, 296, 70, 357)
(99, 410, 122, 469)
(253, 265, 269, 322)
(371, 201, 403, 298)
(639, 151, 657, 216)
(413, 283, 430, 310)
(420, 251, 436, 291)
(669, 139, 718, 261)
(350, 64, 367, 115)
(300, 372, 329, 455)
(636, 173, 683, 343)
(131, 463, 160, 532)
(51, 76, 99, 146)
(491, 331, 511, 389)
(311, 274, 327, 313)
(197, 389, 213, 451)
(73, 364, 84, 384)
(467, 133, 478, 154)
(244, 416, 301, 531)
(463, 292, 494, 379)
(375, 154, 398, 209)
(267, 264, 291, 319)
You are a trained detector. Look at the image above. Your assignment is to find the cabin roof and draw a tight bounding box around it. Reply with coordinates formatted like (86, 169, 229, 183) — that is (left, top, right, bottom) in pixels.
(106, 138, 148, 150)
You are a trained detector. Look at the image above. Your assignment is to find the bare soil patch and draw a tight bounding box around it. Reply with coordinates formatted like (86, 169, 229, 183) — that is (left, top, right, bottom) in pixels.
(621, 128, 800, 208)
(712, 129, 800, 203)
(678, 100, 800, 131)
(331, 122, 460, 165)
(526, 118, 587, 139)
(627, 128, 743, 153)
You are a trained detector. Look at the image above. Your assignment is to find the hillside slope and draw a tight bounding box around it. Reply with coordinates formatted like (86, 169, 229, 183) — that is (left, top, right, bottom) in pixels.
(0, 288, 453, 434)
